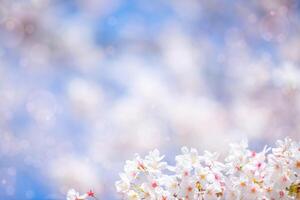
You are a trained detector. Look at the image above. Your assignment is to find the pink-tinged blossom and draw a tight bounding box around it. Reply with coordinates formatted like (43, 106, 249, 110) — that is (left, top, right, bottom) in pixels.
(114, 138, 300, 200)
(66, 189, 96, 200)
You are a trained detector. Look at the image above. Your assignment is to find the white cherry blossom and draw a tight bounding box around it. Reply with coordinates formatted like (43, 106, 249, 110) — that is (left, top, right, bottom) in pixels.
(115, 138, 300, 200)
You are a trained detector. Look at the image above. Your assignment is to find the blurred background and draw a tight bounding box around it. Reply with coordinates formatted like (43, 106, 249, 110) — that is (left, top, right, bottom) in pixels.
(0, 0, 300, 199)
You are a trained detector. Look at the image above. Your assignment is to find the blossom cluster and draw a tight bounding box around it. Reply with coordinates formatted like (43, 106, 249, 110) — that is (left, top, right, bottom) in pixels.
(115, 138, 300, 200)
(66, 189, 96, 200)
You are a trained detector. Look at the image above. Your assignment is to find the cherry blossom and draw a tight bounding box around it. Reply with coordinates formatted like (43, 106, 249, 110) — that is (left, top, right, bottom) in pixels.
(66, 189, 97, 200)
(115, 138, 300, 200)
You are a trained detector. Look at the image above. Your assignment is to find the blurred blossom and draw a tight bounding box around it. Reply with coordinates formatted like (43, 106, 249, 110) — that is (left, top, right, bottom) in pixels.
(26, 90, 58, 126)
(273, 63, 300, 90)
(67, 78, 104, 119)
(0, 0, 300, 199)
(48, 155, 102, 194)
